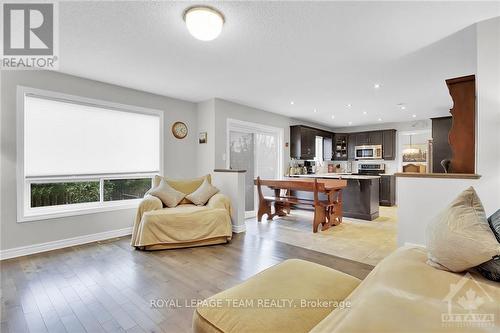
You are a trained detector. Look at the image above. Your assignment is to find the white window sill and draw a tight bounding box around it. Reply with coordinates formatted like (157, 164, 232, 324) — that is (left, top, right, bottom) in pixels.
(18, 199, 142, 223)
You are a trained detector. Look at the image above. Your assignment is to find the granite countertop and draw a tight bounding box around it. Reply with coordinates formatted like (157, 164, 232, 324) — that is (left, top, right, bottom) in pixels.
(289, 173, 381, 180)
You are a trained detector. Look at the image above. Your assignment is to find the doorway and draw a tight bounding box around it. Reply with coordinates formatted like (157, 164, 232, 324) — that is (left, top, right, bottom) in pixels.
(227, 119, 283, 217)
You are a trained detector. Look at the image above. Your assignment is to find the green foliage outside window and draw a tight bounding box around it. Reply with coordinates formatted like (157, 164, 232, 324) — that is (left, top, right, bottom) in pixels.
(30, 178, 152, 208)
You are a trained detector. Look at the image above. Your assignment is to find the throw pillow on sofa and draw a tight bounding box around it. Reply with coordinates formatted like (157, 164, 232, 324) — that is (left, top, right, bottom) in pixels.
(148, 179, 186, 208)
(153, 174, 212, 205)
(185, 178, 219, 206)
(476, 209, 500, 281)
(425, 187, 500, 272)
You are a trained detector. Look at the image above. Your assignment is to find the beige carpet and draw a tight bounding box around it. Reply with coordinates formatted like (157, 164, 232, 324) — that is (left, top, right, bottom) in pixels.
(245, 206, 398, 265)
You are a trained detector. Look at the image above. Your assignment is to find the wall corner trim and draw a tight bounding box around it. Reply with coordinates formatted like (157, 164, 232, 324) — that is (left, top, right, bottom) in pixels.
(0, 227, 133, 260)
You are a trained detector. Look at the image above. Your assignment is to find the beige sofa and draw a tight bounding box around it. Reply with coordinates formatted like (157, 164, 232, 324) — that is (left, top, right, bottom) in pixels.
(131, 175, 233, 250)
(193, 246, 500, 332)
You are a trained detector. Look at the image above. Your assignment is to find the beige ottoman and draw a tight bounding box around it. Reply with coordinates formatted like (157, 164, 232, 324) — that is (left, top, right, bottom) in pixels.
(193, 259, 361, 333)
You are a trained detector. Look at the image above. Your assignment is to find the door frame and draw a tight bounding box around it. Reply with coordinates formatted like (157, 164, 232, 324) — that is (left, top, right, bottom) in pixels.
(226, 118, 284, 218)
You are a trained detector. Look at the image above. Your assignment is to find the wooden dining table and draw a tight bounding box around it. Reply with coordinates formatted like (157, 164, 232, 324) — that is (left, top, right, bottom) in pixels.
(254, 177, 347, 232)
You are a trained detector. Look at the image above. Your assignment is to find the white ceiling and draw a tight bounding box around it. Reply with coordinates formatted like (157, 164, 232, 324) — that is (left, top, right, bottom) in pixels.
(58, 1, 500, 127)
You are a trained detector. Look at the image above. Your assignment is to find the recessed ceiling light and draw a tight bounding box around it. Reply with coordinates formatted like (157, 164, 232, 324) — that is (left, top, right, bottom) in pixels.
(348, 121, 352, 125)
(401, 106, 406, 110)
(331, 115, 335, 119)
(313, 108, 317, 113)
(183, 6, 225, 41)
(290, 101, 294, 105)
(378, 118, 382, 122)
(346, 104, 352, 108)
(412, 114, 417, 118)
(374, 83, 381, 89)
(362, 111, 367, 115)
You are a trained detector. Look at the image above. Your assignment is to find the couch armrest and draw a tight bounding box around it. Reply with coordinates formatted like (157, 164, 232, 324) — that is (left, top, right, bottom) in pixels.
(206, 193, 232, 213)
(139, 195, 163, 212)
(131, 195, 163, 246)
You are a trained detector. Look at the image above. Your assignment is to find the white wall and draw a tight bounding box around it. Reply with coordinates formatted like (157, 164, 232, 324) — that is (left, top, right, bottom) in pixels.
(0, 71, 198, 251)
(397, 18, 500, 246)
(196, 99, 216, 176)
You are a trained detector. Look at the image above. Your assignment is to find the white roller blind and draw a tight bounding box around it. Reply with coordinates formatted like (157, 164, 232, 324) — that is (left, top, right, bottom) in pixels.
(24, 95, 160, 177)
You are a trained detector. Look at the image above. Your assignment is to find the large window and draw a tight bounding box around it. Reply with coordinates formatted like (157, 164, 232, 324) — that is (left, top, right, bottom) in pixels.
(17, 87, 163, 221)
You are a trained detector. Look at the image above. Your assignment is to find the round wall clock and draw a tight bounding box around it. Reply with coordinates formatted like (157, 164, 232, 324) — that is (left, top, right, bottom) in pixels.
(172, 121, 188, 139)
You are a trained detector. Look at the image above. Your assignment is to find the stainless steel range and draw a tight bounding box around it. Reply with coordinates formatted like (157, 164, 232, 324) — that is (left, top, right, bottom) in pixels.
(357, 162, 385, 175)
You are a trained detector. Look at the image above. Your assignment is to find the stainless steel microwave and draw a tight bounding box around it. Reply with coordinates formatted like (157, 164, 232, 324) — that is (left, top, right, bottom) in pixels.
(355, 145, 382, 159)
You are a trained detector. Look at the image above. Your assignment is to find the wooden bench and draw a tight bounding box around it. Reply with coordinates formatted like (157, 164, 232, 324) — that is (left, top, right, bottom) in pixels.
(255, 177, 344, 232)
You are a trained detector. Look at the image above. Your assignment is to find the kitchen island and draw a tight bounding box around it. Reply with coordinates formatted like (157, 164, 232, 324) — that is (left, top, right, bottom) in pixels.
(289, 173, 380, 220)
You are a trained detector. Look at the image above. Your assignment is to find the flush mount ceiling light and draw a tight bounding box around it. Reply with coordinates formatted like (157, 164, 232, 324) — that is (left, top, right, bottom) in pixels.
(183, 6, 225, 41)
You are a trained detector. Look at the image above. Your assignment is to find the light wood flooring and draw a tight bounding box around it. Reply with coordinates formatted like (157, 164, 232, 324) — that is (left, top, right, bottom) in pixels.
(0, 233, 373, 333)
(246, 206, 398, 265)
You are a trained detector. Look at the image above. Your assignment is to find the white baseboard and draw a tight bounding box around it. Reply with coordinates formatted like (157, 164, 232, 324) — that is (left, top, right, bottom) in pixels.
(232, 224, 246, 233)
(0, 227, 133, 260)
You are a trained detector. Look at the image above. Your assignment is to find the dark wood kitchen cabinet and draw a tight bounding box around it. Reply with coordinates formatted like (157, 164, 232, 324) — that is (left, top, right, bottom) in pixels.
(369, 131, 383, 146)
(355, 132, 370, 146)
(333, 133, 348, 160)
(379, 174, 396, 206)
(290, 125, 315, 160)
(355, 131, 382, 146)
(290, 125, 334, 160)
(347, 129, 396, 160)
(382, 129, 396, 160)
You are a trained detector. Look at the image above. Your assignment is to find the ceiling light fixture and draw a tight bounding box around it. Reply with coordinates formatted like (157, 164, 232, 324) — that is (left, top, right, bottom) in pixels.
(362, 111, 367, 115)
(412, 114, 417, 118)
(348, 121, 352, 125)
(401, 106, 406, 110)
(346, 104, 352, 108)
(290, 101, 294, 105)
(331, 115, 335, 119)
(313, 109, 317, 113)
(183, 6, 225, 41)
(374, 83, 381, 89)
(378, 118, 382, 122)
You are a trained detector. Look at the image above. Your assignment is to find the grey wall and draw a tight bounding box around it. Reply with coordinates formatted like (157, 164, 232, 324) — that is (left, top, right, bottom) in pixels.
(0, 71, 198, 250)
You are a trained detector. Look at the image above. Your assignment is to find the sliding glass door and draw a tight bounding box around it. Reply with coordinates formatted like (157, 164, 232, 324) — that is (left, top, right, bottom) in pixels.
(228, 120, 283, 216)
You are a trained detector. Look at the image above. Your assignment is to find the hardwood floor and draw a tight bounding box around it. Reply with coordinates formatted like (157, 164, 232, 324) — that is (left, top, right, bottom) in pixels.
(0, 233, 373, 333)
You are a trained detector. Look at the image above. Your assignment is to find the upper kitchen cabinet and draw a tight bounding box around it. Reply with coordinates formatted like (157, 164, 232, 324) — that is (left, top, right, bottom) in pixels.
(333, 133, 348, 160)
(290, 125, 333, 160)
(369, 131, 383, 146)
(355, 132, 370, 146)
(346, 129, 396, 160)
(354, 131, 382, 146)
(382, 129, 396, 160)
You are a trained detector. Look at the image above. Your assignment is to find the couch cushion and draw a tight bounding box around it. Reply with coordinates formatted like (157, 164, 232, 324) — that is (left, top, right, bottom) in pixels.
(194, 259, 360, 333)
(425, 186, 500, 272)
(310, 246, 500, 333)
(153, 174, 212, 204)
(148, 179, 186, 208)
(186, 178, 219, 206)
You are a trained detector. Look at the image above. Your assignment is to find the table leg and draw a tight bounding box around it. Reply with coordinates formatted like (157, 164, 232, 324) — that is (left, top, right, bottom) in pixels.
(274, 189, 287, 217)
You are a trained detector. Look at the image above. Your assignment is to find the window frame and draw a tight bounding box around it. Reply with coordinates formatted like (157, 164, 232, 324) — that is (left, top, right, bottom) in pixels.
(16, 86, 164, 222)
